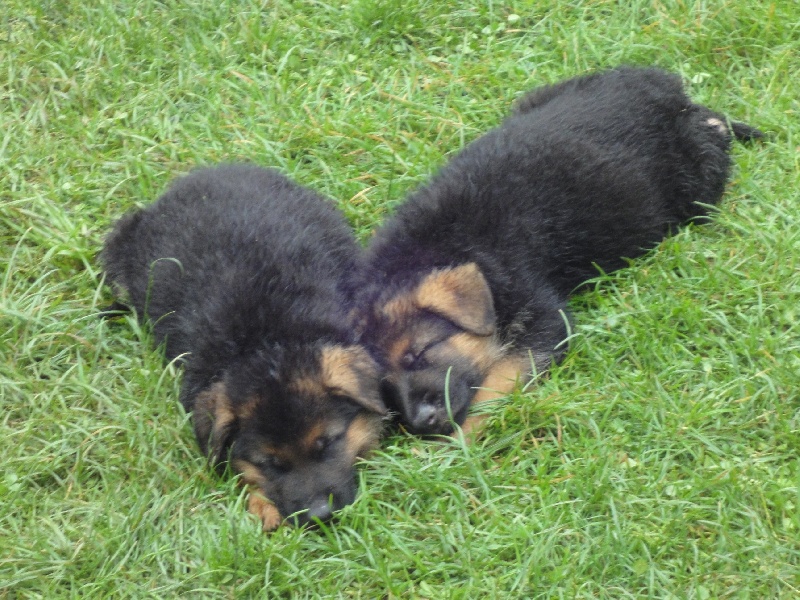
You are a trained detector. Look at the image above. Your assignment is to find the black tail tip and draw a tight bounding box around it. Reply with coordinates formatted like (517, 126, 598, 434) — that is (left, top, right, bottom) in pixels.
(730, 121, 764, 142)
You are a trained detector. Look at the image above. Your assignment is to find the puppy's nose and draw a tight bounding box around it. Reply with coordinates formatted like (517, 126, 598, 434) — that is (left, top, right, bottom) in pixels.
(412, 403, 439, 431)
(305, 498, 334, 523)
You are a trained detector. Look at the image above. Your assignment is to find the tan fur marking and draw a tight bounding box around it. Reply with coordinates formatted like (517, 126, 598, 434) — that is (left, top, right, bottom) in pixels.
(472, 355, 529, 404)
(233, 460, 282, 531)
(233, 459, 268, 488)
(193, 382, 236, 459)
(256, 443, 294, 464)
(289, 376, 326, 397)
(247, 488, 282, 531)
(196, 382, 236, 427)
(237, 395, 260, 420)
(459, 354, 531, 439)
(445, 332, 504, 370)
(320, 345, 363, 398)
(706, 117, 727, 135)
(215, 403, 236, 427)
(386, 335, 413, 365)
(320, 345, 385, 415)
(414, 264, 495, 336)
(344, 414, 382, 458)
(301, 422, 327, 453)
(380, 293, 416, 322)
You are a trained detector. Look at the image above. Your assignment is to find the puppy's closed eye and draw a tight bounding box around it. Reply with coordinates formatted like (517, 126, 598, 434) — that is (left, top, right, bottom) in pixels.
(311, 431, 346, 458)
(253, 454, 291, 474)
(401, 349, 428, 370)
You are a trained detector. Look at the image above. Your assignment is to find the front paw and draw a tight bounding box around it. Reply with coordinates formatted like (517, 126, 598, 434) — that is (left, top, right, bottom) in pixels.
(247, 490, 282, 532)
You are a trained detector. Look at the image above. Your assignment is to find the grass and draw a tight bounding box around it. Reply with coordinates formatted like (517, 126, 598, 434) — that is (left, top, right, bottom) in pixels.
(1, 0, 798, 597)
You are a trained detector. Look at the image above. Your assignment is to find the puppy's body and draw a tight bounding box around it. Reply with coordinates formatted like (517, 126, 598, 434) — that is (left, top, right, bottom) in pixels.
(103, 164, 386, 528)
(360, 67, 760, 436)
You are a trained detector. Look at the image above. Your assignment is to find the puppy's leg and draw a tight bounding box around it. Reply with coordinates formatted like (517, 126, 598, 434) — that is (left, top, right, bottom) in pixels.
(459, 298, 568, 441)
(246, 487, 282, 532)
(513, 72, 600, 115)
(458, 353, 534, 440)
(234, 459, 282, 531)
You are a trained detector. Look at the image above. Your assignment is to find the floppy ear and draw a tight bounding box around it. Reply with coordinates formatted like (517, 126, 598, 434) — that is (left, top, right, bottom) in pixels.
(414, 263, 496, 335)
(321, 345, 387, 416)
(191, 382, 238, 467)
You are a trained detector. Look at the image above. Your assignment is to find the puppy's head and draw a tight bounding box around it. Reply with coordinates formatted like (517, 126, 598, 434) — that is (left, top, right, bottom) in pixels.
(365, 263, 503, 435)
(192, 343, 386, 528)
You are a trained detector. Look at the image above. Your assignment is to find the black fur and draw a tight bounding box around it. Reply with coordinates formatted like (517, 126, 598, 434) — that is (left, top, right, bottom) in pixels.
(359, 66, 761, 435)
(102, 164, 386, 527)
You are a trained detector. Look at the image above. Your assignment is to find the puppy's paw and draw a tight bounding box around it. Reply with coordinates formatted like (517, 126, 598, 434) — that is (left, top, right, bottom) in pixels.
(454, 414, 487, 444)
(452, 354, 531, 443)
(247, 490, 282, 532)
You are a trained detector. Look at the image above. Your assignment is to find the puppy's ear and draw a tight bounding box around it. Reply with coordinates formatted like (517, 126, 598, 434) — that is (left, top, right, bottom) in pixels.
(414, 263, 496, 336)
(192, 382, 238, 466)
(321, 345, 387, 415)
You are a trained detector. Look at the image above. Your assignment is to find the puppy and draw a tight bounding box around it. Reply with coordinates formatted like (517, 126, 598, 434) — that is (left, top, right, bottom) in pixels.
(357, 66, 761, 437)
(102, 164, 386, 529)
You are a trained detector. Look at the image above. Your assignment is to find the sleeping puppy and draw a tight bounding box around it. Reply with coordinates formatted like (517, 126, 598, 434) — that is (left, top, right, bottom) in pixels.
(357, 66, 761, 437)
(102, 164, 386, 529)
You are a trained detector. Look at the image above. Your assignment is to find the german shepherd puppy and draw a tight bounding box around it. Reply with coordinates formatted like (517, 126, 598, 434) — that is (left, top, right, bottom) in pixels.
(102, 164, 386, 529)
(357, 66, 761, 437)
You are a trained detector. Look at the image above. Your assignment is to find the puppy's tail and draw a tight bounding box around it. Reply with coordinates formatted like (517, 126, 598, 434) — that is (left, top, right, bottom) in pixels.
(98, 300, 131, 319)
(730, 120, 764, 143)
(691, 104, 764, 145)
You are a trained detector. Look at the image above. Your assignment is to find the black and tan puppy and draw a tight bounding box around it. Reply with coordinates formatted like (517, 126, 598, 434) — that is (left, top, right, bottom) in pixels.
(102, 164, 386, 529)
(358, 66, 761, 437)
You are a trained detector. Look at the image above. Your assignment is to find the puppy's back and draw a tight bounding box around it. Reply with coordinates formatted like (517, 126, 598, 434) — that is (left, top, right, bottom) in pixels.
(370, 68, 747, 294)
(102, 165, 360, 360)
(511, 66, 742, 218)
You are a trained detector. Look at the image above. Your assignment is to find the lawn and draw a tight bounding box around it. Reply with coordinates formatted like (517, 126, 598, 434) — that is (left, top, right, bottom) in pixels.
(1, 0, 798, 597)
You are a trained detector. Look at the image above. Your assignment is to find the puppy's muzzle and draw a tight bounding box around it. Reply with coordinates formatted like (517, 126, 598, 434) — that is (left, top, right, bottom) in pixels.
(382, 374, 472, 436)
